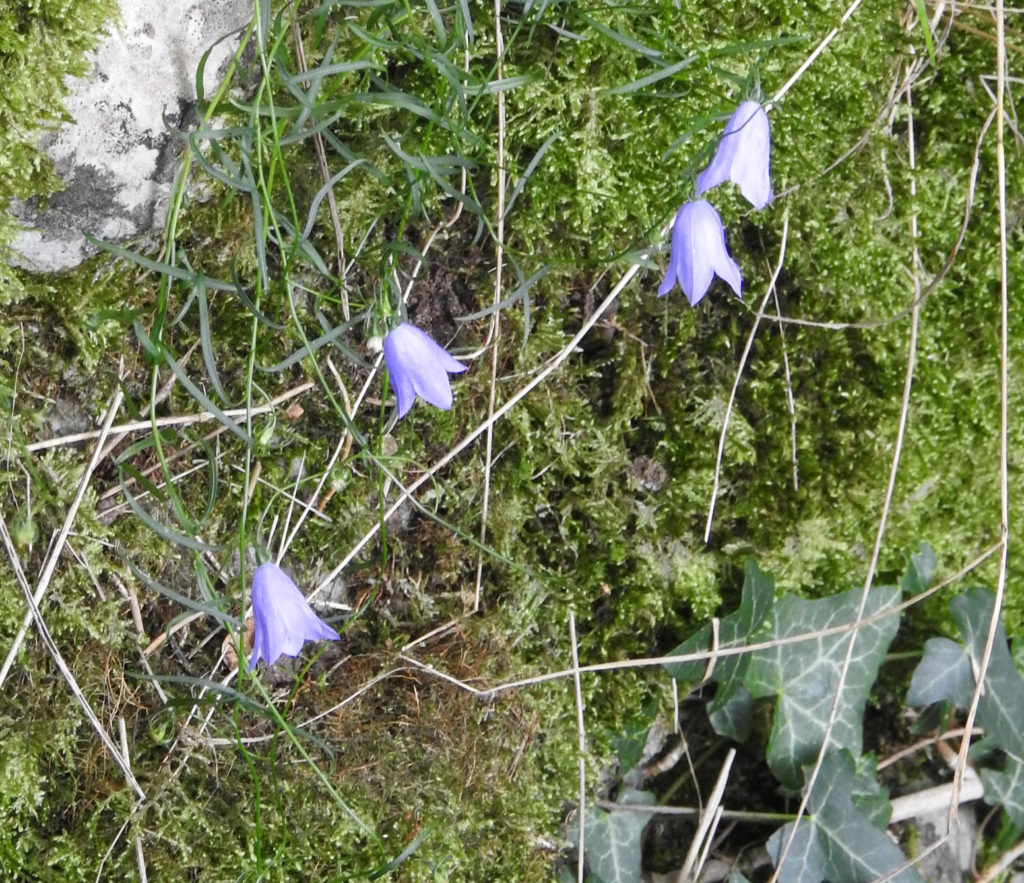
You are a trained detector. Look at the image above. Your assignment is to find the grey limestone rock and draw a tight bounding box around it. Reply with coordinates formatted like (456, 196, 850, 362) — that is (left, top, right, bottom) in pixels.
(10, 0, 252, 273)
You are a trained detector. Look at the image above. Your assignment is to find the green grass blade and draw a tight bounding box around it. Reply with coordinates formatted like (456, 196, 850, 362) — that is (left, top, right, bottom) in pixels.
(119, 471, 223, 553)
(599, 54, 699, 97)
(913, 0, 937, 64)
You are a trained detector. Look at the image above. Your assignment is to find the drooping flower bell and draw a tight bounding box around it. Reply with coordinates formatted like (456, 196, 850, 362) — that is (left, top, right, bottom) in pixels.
(696, 100, 773, 210)
(383, 322, 468, 418)
(658, 200, 742, 306)
(248, 562, 339, 671)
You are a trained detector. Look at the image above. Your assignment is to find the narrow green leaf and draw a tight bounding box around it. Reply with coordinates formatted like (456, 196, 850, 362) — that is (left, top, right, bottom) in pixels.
(261, 314, 366, 374)
(189, 134, 255, 194)
(132, 319, 164, 361)
(160, 346, 254, 447)
(599, 55, 698, 97)
(913, 0, 937, 65)
(86, 234, 235, 292)
(473, 72, 540, 95)
(125, 561, 235, 633)
(455, 0, 473, 44)
(579, 13, 663, 60)
(120, 481, 220, 554)
(367, 826, 431, 879)
(195, 282, 229, 404)
(456, 266, 549, 323)
(279, 59, 381, 88)
(114, 429, 180, 464)
(503, 134, 559, 221)
(423, 0, 445, 42)
(302, 159, 367, 240)
(195, 438, 219, 525)
(119, 461, 168, 505)
(230, 266, 287, 331)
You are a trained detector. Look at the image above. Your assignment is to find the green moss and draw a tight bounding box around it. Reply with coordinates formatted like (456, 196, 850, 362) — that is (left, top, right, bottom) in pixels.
(3, 0, 1024, 878)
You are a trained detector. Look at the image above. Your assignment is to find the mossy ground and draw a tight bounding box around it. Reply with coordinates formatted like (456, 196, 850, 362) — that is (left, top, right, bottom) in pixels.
(1, 1, 1022, 879)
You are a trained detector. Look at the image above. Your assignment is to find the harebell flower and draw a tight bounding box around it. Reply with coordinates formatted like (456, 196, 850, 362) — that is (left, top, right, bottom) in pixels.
(249, 562, 339, 671)
(659, 200, 742, 306)
(696, 100, 773, 210)
(383, 322, 468, 418)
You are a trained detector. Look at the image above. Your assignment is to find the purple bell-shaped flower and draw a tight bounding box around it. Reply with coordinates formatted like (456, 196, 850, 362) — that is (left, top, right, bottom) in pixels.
(383, 322, 468, 418)
(696, 100, 773, 210)
(248, 562, 339, 670)
(658, 200, 742, 306)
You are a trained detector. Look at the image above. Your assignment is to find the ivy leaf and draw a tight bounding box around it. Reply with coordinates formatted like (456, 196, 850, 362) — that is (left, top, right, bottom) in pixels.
(665, 560, 775, 740)
(950, 590, 1024, 756)
(568, 788, 654, 883)
(906, 637, 973, 707)
(744, 584, 902, 790)
(947, 589, 1024, 826)
(848, 754, 894, 828)
(709, 688, 755, 742)
(707, 561, 775, 740)
(767, 750, 922, 883)
(900, 542, 937, 594)
(663, 621, 710, 686)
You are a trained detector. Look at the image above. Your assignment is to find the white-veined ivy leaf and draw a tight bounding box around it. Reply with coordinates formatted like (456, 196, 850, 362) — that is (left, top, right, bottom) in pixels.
(665, 560, 774, 740)
(568, 788, 654, 883)
(948, 588, 1024, 826)
(745, 584, 901, 790)
(950, 589, 1024, 757)
(767, 750, 922, 883)
(906, 637, 973, 707)
(768, 814, 827, 883)
(983, 762, 1024, 828)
